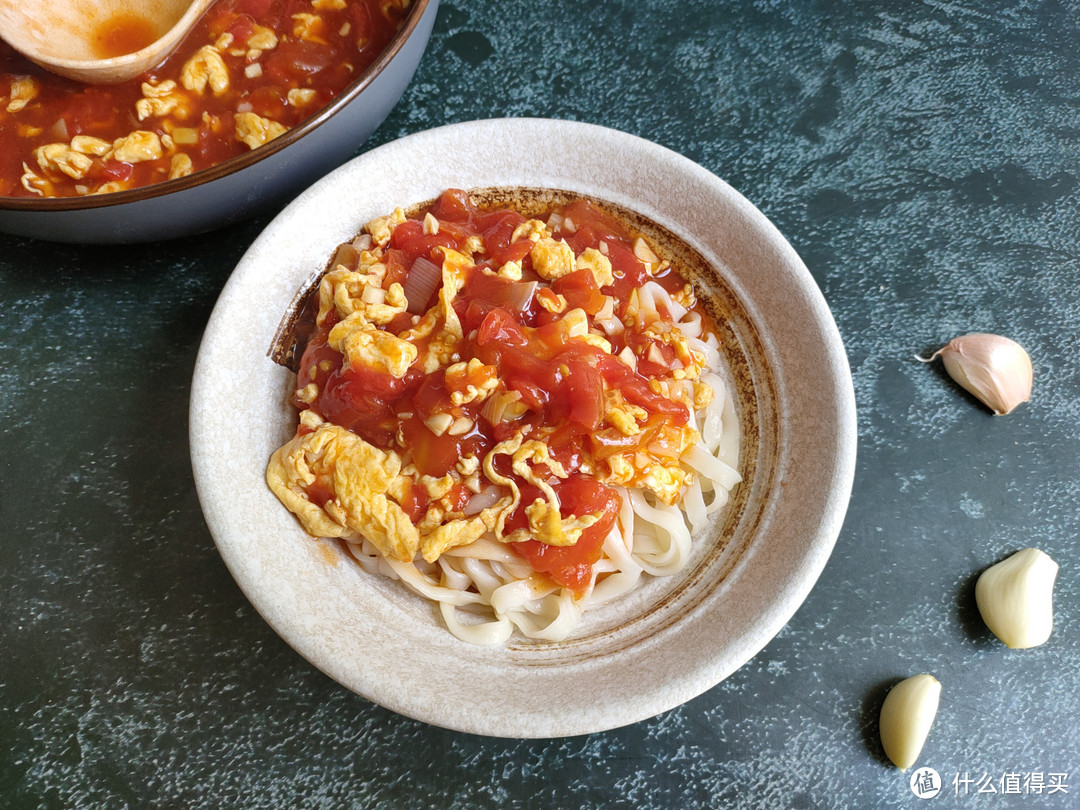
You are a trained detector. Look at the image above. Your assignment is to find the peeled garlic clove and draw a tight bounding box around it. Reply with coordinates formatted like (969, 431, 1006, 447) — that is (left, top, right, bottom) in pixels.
(879, 674, 941, 770)
(927, 333, 1032, 415)
(975, 547, 1058, 649)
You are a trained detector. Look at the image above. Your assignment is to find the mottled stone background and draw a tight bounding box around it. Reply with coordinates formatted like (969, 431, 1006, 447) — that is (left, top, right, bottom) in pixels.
(2, 1, 1078, 807)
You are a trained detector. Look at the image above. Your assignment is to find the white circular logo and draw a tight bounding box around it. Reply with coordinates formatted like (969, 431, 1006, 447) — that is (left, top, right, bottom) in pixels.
(910, 767, 942, 799)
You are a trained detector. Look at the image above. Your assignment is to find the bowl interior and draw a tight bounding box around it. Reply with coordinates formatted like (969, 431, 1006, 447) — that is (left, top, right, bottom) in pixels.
(190, 119, 855, 737)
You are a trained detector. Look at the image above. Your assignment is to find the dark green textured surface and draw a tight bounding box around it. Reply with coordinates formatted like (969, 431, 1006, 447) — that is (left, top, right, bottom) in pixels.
(2, 1, 1079, 807)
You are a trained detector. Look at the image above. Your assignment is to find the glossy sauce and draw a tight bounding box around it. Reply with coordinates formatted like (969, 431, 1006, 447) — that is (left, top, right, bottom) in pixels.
(92, 14, 162, 58)
(298, 190, 706, 593)
(1, 0, 411, 197)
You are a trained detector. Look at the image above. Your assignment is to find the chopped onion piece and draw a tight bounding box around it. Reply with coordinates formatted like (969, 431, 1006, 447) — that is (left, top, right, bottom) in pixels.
(48, 118, 69, 141)
(329, 242, 360, 272)
(404, 256, 442, 314)
(503, 281, 538, 312)
(172, 127, 199, 145)
(480, 390, 524, 425)
(361, 284, 385, 305)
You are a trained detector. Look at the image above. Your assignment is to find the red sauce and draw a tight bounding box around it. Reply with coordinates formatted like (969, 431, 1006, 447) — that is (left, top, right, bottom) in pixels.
(1, 0, 411, 197)
(92, 14, 162, 59)
(297, 190, 709, 594)
(507, 476, 622, 593)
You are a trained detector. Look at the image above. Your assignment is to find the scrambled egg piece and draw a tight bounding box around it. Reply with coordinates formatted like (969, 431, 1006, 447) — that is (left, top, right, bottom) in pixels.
(530, 237, 576, 281)
(552, 307, 613, 353)
(269, 420, 526, 566)
(599, 422, 700, 505)
(20, 162, 48, 196)
(6, 76, 37, 113)
(365, 208, 407, 248)
(247, 24, 279, 51)
(576, 247, 614, 287)
(34, 143, 93, 180)
(604, 390, 647, 436)
(292, 13, 328, 42)
(460, 234, 485, 258)
(519, 499, 599, 547)
(136, 80, 189, 121)
(181, 45, 230, 95)
(420, 516, 489, 562)
(319, 266, 406, 326)
(234, 112, 288, 149)
(445, 359, 499, 406)
(112, 131, 164, 164)
(32, 135, 111, 181)
(71, 136, 111, 156)
(692, 380, 715, 409)
(328, 312, 418, 377)
(645, 321, 706, 380)
(536, 287, 567, 314)
(288, 88, 318, 107)
(673, 283, 697, 309)
(313, 0, 347, 10)
(267, 414, 420, 561)
(510, 219, 549, 243)
(169, 154, 194, 180)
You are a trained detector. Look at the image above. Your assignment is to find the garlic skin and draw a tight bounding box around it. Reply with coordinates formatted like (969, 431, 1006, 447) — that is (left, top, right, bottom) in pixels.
(927, 333, 1032, 415)
(879, 674, 941, 770)
(975, 548, 1059, 649)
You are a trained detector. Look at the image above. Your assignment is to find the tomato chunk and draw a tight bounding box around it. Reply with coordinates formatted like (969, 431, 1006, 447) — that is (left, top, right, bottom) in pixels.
(511, 476, 622, 595)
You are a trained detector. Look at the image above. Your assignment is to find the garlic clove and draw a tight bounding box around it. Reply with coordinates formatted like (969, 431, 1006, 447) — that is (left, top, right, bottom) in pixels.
(924, 333, 1033, 415)
(879, 673, 941, 771)
(975, 547, 1059, 649)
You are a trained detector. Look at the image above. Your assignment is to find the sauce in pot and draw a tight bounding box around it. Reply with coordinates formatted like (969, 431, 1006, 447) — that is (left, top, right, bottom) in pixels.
(0, 0, 412, 198)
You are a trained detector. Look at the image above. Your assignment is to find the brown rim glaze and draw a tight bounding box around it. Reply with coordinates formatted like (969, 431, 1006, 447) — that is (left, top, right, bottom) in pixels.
(0, 0, 431, 211)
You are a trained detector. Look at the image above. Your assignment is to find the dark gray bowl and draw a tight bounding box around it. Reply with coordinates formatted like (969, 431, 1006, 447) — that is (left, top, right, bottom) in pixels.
(0, 0, 438, 244)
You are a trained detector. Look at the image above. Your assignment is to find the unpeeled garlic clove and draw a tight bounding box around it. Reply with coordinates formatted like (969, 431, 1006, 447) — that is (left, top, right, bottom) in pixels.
(924, 333, 1032, 415)
(975, 547, 1059, 649)
(879, 674, 941, 770)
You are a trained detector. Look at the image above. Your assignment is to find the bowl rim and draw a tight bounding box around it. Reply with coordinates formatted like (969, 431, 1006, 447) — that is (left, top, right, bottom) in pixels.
(0, 0, 434, 212)
(190, 117, 858, 737)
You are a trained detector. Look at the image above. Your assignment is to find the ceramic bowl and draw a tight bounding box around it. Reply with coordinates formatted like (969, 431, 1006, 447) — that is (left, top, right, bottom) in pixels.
(0, 0, 438, 244)
(190, 118, 857, 738)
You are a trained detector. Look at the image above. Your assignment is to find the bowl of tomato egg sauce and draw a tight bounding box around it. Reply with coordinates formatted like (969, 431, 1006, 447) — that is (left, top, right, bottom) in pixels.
(0, 0, 438, 243)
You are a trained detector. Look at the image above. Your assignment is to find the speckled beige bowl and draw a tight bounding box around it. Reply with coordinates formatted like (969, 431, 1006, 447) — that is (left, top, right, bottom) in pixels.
(190, 118, 857, 738)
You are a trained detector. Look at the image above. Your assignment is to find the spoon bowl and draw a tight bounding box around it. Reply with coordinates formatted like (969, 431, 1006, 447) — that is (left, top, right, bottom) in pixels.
(0, 0, 215, 84)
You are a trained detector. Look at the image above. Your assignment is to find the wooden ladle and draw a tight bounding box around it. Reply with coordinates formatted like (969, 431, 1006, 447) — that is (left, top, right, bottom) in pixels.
(0, 0, 216, 84)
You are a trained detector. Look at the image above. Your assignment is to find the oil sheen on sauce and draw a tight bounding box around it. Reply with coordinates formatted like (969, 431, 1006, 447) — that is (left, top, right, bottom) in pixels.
(91, 13, 162, 59)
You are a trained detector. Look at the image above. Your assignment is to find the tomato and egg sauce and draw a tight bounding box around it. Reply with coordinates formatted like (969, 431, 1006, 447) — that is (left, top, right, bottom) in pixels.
(266, 189, 718, 595)
(0, 0, 411, 198)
